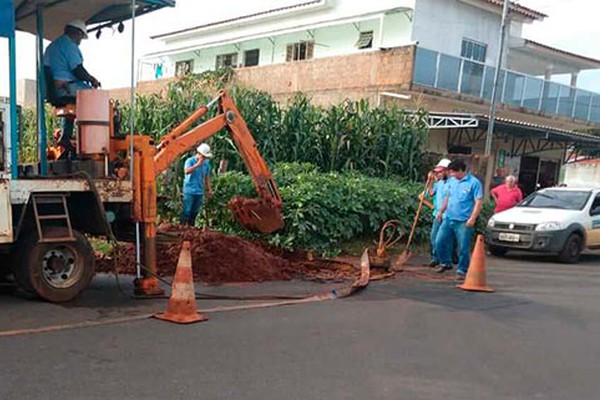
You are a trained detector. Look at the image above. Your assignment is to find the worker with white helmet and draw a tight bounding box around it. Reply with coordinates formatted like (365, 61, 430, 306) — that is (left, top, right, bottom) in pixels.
(181, 143, 214, 226)
(44, 20, 100, 92)
(43, 20, 101, 157)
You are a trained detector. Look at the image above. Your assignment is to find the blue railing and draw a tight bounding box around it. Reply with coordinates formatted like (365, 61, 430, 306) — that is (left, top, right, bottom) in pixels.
(413, 47, 600, 123)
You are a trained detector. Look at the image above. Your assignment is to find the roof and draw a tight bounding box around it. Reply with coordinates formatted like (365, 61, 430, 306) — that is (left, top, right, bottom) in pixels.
(480, 0, 547, 20)
(152, 0, 322, 40)
(523, 39, 600, 68)
(12, 0, 175, 39)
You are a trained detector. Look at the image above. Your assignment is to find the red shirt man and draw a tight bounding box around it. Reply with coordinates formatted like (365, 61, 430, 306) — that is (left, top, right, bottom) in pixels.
(491, 175, 523, 213)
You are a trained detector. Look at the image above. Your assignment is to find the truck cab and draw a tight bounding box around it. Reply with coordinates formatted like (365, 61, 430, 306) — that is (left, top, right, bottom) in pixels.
(486, 187, 600, 263)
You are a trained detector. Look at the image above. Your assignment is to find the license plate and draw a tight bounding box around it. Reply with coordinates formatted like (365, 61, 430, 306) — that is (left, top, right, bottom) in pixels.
(498, 232, 520, 242)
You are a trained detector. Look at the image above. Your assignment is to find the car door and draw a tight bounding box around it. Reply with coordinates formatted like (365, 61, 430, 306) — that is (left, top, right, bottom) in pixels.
(586, 192, 600, 247)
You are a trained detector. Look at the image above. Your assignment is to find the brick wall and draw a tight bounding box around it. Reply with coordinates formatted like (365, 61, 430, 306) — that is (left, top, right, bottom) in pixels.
(108, 45, 416, 106)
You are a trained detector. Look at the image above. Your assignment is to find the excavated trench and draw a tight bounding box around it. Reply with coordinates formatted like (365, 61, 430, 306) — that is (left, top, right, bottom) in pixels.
(96, 224, 360, 284)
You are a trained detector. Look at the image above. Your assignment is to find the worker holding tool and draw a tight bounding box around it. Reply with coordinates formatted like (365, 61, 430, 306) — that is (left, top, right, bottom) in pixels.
(434, 159, 483, 281)
(181, 143, 213, 226)
(424, 158, 452, 268)
(43, 20, 101, 156)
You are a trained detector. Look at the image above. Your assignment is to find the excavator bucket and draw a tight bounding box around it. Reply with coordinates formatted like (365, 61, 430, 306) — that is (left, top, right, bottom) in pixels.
(228, 197, 284, 234)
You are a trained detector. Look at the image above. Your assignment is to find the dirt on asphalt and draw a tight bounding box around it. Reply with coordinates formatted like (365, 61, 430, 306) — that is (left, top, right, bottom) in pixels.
(96, 224, 361, 285)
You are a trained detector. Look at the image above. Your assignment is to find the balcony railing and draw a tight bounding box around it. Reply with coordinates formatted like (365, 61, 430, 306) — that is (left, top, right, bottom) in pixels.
(413, 47, 600, 123)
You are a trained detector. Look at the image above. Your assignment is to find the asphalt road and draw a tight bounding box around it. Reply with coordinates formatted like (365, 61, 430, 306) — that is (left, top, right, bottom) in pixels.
(1, 253, 600, 400)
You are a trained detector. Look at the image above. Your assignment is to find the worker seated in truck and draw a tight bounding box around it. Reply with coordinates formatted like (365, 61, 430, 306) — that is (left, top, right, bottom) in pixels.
(43, 20, 101, 158)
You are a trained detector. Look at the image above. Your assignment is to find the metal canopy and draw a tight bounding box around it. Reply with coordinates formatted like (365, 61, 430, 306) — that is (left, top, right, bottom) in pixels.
(13, 0, 174, 39)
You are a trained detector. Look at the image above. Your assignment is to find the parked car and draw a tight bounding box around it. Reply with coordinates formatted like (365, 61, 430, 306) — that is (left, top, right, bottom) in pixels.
(486, 187, 600, 263)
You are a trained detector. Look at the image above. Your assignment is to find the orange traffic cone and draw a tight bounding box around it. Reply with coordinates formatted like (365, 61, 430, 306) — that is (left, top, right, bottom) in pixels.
(154, 241, 208, 324)
(458, 235, 495, 293)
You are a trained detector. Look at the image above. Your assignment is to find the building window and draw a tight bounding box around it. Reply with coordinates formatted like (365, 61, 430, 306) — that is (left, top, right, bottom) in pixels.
(216, 53, 238, 69)
(244, 49, 260, 67)
(461, 39, 487, 63)
(286, 41, 315, 62)
(355, 31, 373, 49)
(175, 60, 193, 77)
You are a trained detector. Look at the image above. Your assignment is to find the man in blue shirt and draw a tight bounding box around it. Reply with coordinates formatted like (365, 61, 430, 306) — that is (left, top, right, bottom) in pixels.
(435, 159, 484, 280)
(43, 20, 101, 155)
(425, 158, 452, 268)
(181, 143, 213, 226)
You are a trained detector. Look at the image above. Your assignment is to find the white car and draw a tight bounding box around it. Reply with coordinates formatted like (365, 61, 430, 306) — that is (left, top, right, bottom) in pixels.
(486, 187, 600, 263)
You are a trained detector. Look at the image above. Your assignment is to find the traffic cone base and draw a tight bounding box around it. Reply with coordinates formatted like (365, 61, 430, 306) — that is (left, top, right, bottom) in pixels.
(153, 241, 208, 324)
(458, 234, 495, 293)
(154, 311, 208, 324)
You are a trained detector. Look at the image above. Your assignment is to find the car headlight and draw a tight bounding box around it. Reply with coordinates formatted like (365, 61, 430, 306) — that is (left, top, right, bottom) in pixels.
(535, 221, 565, 231)
(487, 218, 495, 228)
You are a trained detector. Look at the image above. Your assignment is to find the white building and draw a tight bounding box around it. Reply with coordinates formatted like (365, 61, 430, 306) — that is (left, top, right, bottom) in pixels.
(134, 0, 600, 194)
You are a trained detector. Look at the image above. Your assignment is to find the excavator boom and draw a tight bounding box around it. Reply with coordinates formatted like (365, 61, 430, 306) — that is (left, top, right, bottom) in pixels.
(153, 90, 283, 233)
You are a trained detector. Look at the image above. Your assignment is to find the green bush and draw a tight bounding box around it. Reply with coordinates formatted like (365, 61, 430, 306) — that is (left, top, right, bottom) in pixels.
(194, 163, 430, 256)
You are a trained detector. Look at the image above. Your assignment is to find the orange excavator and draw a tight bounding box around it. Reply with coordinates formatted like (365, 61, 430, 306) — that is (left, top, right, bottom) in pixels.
(110, 90, 284, 295)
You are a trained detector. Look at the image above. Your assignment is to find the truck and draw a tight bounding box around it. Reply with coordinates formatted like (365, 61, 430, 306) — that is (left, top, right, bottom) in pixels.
(486, 186, 600, 263)
(0, 0, 284, 302)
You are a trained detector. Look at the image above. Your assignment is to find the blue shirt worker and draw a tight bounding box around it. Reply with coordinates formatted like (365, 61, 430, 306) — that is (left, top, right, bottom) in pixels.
(43, 20, 101, 157)
(425, 158, 451, 268)
(181, 143, 213, 226)
(434, 159, 484, 280)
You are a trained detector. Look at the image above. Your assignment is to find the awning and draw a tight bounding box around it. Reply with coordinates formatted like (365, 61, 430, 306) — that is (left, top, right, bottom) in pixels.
(427, 112, 600, 156)
(13, 0, 174, 39)
(508, 37, 600, 75)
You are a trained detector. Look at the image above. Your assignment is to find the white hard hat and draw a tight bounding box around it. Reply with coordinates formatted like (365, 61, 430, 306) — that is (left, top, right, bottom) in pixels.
(434, 158, 451, 171)
(196, 143, 213, 158)
(66, 20, 88, 39)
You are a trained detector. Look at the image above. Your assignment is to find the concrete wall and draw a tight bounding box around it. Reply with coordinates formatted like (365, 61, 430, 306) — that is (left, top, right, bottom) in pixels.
(17, 79, 36, 108)
(563, 162, 600, 188)
(112, 46, 416, 106)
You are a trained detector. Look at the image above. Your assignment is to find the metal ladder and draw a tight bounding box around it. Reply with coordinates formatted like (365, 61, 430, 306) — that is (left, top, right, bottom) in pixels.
(31, 193, 75, 243)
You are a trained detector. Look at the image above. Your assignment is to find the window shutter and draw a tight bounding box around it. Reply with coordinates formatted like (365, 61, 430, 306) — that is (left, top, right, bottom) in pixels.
(286, 44, 293, 62)
(306, 41, 314, 60)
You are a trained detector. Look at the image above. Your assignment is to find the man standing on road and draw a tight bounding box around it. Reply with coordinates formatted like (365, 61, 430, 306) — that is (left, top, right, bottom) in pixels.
(491, 175, 523, 213)
(181, 143, 213, 226)
(435, 159, 484, 280)
(424, 158, 452, 268)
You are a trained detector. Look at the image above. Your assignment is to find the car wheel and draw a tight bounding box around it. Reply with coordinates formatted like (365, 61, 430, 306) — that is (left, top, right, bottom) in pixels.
(488, 245, 508, 257)
(14, 227, 95, 302)
(558, 234, 582, 264)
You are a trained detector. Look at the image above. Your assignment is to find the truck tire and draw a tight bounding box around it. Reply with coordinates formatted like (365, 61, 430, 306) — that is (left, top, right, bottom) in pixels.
(558, 233, 582, 264)
(14, 227, 95, 302)
(488, 245, 508, 257)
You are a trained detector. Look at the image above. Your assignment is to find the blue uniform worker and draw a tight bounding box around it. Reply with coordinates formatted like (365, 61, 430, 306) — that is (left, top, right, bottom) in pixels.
(435, 160, 484, 279)
(43, 20, 100, 157)
(181, 143, 213, 226)
(427, 158, 451, 267)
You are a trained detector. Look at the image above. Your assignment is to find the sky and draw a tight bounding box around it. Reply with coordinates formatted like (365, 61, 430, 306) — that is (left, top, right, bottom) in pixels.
(0, 0, 599, 95)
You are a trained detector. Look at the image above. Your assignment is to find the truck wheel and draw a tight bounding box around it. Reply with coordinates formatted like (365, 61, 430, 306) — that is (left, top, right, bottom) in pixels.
(488, 245, 508, 257)
(15, 227, 95, 302)
(558, 234, 582, 264)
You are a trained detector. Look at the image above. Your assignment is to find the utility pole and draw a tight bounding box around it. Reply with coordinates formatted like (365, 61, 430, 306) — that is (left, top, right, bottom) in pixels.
(485, 0, 510, 155)
(484, 0, 510, 198)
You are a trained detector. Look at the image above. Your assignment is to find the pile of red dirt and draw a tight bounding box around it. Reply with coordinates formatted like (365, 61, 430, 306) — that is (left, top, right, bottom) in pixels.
(97, 224, 360, 284)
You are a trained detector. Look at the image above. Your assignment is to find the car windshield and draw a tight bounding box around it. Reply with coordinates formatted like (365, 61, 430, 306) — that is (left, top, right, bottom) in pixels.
(519, 190, 591, 210)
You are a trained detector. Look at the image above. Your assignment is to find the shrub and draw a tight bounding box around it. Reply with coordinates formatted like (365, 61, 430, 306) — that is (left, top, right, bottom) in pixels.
(193, 163, 431, 256)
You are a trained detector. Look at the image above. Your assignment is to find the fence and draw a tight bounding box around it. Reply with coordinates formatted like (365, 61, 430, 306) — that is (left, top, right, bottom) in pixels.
(413, 47, 600, 123)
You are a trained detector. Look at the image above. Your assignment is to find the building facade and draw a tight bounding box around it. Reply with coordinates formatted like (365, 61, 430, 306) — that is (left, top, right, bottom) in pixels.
(131, 0, 600, 194)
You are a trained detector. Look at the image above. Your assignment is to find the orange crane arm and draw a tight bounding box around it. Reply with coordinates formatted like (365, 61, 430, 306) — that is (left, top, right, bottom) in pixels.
(152, 90, 283, 231)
